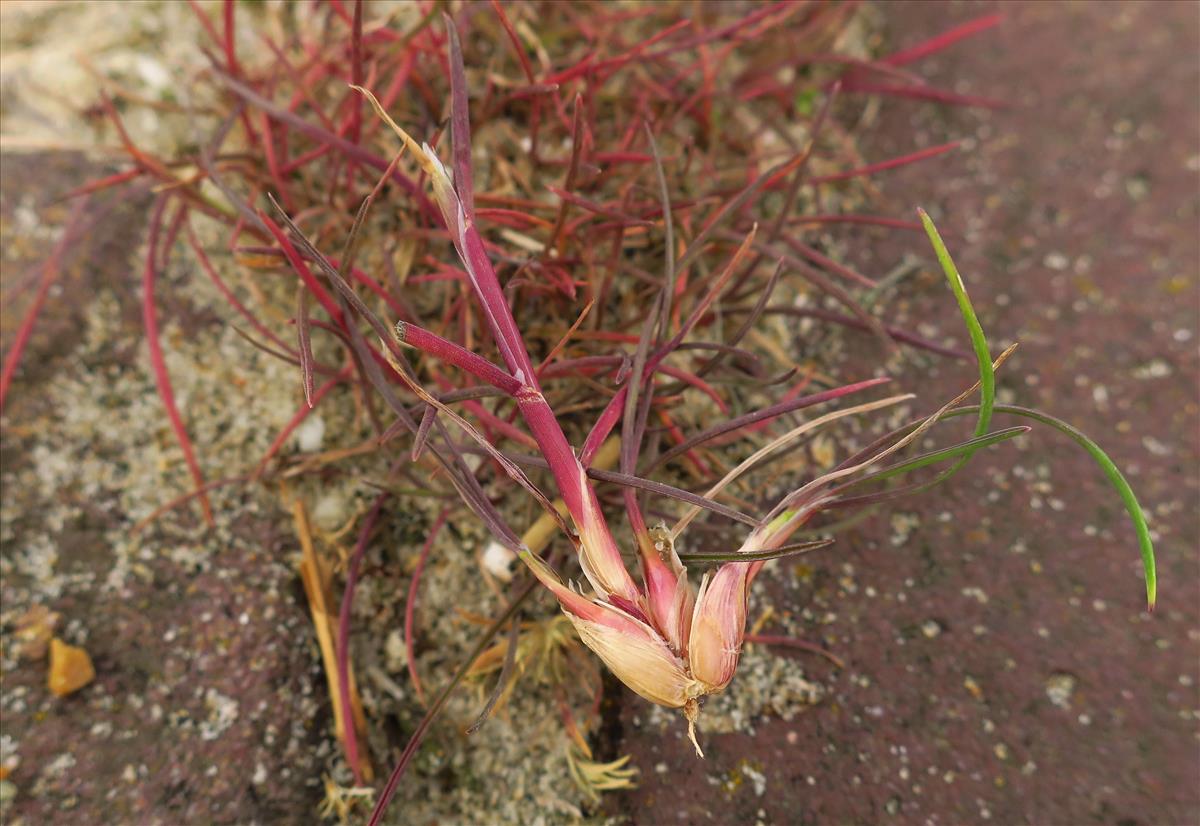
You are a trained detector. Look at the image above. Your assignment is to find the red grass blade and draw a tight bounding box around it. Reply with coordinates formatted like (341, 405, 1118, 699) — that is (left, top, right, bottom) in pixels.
(759, 306, 971, 361)
(809, 141, 961, 185)
(744, 633, 845, 669)
(411, 404, 437, 461)
(882, 13, 1003, 67)
(721, 228, 896, 354)
(395, 321, 522, 395)
(142, 197, 215, 526)
(781, 237, 877, 289)
(185, 0, 222, 48)
(648, 377, 893, 472)
(187, 225, 292, 352)
(257, 212, 345, 324)
(489, 0, 536, 83)
(222, 0, 240, 75)
(348, 0, 365, 148)
(62, 169, 142, 201)
(546, 18, 692, 84)
(0, 200, 86, 415)
(544, 94, 586, 257)
(543, 186, 653, 227)
(444, 13, 475, 220)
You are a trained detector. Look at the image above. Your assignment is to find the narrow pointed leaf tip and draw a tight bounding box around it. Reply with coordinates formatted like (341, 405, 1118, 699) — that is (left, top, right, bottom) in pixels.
(349, 85, 425, 170)
(918, 207, 994, 437)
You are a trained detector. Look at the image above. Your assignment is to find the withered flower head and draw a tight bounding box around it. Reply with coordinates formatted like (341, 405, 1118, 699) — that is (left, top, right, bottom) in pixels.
(521, 524, 761, 756)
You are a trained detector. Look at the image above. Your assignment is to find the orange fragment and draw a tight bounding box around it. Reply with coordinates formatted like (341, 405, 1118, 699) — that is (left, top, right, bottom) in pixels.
(47, 638, 94, 697)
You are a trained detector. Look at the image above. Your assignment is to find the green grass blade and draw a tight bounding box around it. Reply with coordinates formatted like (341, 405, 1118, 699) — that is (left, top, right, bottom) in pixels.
(946, 404, 1157, 610)
(919, 208, 994, 437)
(838, 426, 1029, 489)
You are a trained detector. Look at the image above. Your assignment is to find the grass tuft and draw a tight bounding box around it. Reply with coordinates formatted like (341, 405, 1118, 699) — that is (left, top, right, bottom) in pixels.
(4, 2, 1160, 818)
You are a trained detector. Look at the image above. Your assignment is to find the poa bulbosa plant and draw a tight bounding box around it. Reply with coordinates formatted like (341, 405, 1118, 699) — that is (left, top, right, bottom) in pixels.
(7, 3, 1158, 821)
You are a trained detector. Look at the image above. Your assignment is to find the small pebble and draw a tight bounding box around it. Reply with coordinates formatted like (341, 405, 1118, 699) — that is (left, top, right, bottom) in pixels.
(48, 638, 95, 697)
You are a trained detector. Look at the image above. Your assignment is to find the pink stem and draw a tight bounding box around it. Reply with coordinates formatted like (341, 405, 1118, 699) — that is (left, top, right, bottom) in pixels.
(809, 141, 961, 185)
(881, 13, 1002, 67)
(780, 237, 877, 289)
(222, 0, 239, 76)
(745, 633, 845, 668)
(258, 214, 345, 323)
(395, 320, 522, 395)
(0, 200, 86, 414)
(143, 197, 215, 527)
